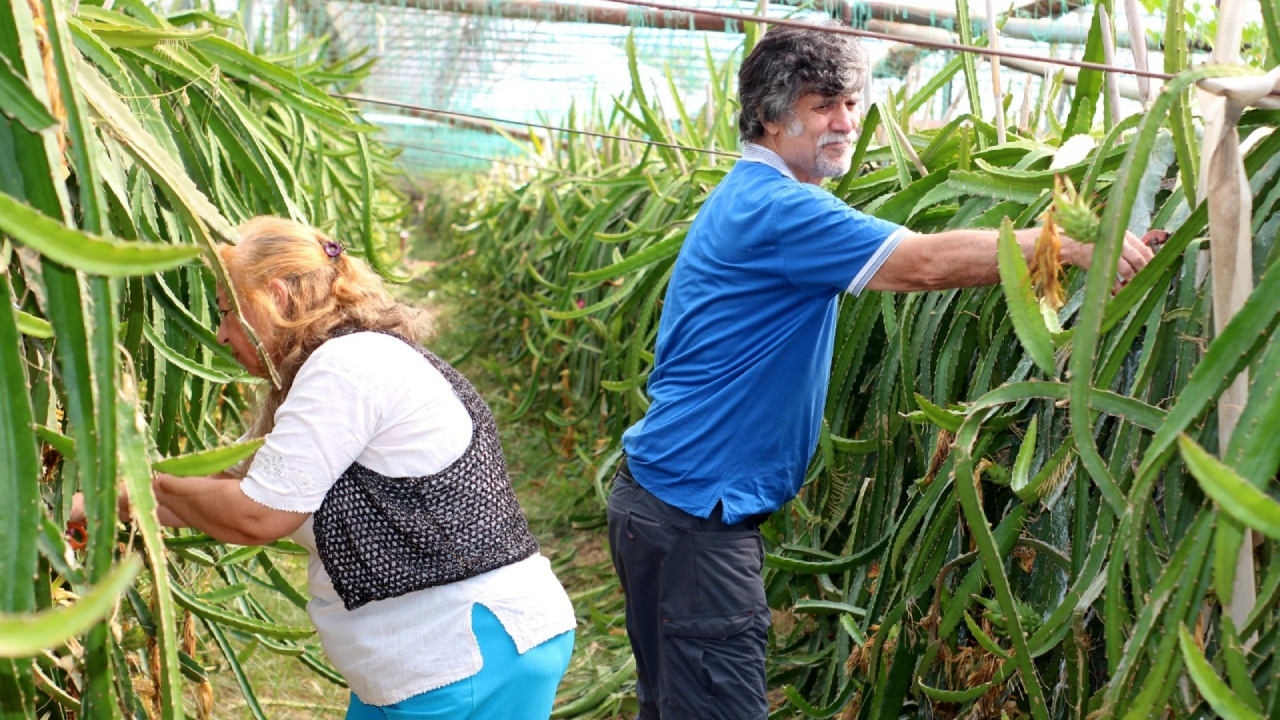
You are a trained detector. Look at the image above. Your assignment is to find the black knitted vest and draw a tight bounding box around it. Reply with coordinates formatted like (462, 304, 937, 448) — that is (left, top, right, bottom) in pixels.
(311, 331, 539, 610)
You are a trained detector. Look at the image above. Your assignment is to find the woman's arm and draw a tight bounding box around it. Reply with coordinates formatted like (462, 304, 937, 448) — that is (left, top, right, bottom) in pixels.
(152, 473, 309, 545)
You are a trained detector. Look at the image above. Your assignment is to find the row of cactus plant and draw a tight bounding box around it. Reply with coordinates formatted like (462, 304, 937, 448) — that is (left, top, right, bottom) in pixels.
(1, 0, 408, 717)
(430, 4, 1280, 717)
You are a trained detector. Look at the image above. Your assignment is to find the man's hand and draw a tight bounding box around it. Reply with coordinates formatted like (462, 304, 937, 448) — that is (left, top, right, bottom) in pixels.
(1060, 229, 1155, 294)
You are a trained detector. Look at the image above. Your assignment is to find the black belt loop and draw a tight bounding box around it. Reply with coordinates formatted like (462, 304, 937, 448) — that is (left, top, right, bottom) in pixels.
(618, 454, 633, 480)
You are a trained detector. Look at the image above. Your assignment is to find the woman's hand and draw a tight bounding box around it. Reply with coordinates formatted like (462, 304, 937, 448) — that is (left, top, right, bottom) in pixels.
(151, 473, 307, 545)
(67, 485, 135, 525)
(66, 493, 88, 550)
(67, 483, 189, 531)
(66, 486, 136, 550)
(68, 492, 85, 526)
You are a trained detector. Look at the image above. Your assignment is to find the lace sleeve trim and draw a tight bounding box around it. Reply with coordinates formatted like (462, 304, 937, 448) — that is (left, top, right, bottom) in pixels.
(240, 446, 328, 513)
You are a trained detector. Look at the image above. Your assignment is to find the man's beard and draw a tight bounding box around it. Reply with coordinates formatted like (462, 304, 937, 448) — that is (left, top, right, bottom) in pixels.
(814, 132, 853, 178)
(783, 119, 853, 179)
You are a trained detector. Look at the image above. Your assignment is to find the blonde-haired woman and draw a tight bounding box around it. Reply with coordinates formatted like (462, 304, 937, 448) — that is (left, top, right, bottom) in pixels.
(150, 217, 577, 718)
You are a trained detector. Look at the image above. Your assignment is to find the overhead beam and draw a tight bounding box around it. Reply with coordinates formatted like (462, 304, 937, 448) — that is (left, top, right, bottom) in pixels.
(869, 19, 1150, 101)
(342, 0, 746, 32)
(1009, 0, 1088, 20)
(333, 0, 1210, 50)
(820, 0, 1209, 50)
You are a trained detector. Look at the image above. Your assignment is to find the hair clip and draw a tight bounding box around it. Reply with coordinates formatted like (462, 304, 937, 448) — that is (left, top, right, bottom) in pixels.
(322, 240, 344, 259)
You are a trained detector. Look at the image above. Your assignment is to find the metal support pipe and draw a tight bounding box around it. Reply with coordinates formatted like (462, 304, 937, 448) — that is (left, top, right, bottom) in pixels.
(336, 0, 1212, 51)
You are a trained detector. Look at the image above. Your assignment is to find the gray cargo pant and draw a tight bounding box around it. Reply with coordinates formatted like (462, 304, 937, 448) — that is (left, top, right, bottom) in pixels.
(607, 458, 771, 720)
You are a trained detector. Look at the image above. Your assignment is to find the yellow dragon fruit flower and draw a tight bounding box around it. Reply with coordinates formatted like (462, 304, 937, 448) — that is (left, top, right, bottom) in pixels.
(1032, 205, 1066, 310)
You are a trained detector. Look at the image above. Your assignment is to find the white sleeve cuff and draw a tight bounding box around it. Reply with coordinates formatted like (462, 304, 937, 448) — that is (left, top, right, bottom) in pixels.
(846, 227, 910, 295)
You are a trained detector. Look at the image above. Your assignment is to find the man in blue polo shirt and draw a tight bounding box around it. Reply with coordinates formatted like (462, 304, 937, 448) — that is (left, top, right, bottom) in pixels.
(607, 18, 1153, 720)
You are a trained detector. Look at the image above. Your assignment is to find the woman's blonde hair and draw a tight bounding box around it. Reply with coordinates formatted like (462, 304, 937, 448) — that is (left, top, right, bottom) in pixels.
(219, 216, 433, 441)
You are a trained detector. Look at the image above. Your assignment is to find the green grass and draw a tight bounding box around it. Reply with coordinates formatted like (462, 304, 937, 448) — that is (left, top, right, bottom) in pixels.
(197, 555, 347, 719)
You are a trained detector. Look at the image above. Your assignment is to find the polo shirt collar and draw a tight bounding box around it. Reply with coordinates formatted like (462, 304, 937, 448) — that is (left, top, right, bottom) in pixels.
(741, 143, 798, 182)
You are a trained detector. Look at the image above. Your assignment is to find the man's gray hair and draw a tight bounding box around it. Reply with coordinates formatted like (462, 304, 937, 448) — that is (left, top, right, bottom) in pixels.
(737, 19, 869, 144)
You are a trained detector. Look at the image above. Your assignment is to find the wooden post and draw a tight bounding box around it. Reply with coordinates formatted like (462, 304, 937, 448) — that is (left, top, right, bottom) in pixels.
(1097, 5, 1120, 129)
(1197, 0, 1273, 647)
(1122, 0, 1152, 105)
(985, 0, 1006, 143)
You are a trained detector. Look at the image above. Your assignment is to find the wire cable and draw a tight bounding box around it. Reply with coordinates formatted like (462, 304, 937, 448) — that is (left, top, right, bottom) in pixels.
(334, 92, 742, 157)
(387, 140, 616, 180)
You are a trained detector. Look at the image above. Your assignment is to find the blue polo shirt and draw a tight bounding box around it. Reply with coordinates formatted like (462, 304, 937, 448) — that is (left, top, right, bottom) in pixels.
(621, 145, 907, 524)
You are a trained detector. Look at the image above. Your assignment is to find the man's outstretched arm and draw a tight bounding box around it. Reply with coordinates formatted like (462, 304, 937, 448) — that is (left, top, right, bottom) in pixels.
(865, 226, 1153, 294)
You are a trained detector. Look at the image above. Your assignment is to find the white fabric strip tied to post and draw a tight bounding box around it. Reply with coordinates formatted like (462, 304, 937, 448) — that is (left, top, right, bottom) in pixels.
(1195, 40, 1280, 643)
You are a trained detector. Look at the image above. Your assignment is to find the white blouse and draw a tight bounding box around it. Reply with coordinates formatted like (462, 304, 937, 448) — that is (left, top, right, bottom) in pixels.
(238, 332, 576, 706)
